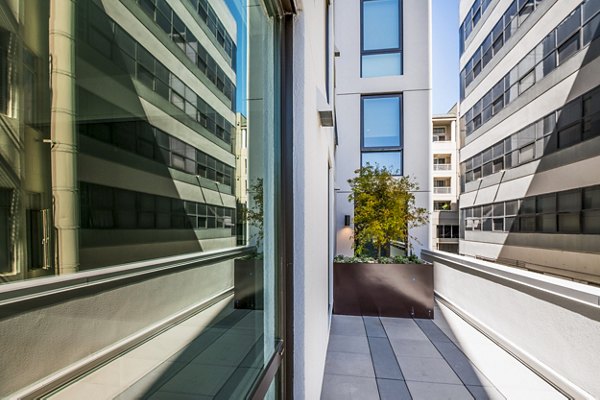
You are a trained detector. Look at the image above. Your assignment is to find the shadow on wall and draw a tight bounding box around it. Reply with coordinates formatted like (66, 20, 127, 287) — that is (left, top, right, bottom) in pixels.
(464, 16, 600, 282)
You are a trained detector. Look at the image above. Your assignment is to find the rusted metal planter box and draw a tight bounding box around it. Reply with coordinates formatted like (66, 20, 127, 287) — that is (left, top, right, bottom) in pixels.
(333, 262, 434, 319)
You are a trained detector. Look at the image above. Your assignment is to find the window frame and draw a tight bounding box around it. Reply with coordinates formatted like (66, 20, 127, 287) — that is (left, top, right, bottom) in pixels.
(360, 93, 404, 175)
(360, 0, 403, 77)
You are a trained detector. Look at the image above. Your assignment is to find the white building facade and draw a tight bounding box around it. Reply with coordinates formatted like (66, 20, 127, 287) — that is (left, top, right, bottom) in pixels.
(458, 0, 600, 282)
(334, 0, 432, 258)
(432, 107, 460, 253)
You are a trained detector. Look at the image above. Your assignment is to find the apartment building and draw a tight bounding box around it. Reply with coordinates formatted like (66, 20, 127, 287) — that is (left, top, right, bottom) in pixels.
(458, 0, 600, 282)
(0, 0, 336, 398)
(334, 0, 432, 257)
(432, 106, 460, 253)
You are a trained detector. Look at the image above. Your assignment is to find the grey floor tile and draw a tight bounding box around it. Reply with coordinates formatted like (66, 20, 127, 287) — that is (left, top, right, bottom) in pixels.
(363, 316, 387, 337)
(368, 337, 404, 380)
(415, 319, 454, 343)
(389, 338, 443, 358)
(377, 378, 412, 400)
(381, 319, 429, 341)
(327, 334, 371, 354)
(467, 385, 506, 400)
(380, 317, 419, 329)
(432, 341, 466, 362)
(331, 315, 367, 337)
(397, 356, 462, 384)
(321, 374, 379, 400)
(325, 351, 375, 377)
(407, 381, 474, 400)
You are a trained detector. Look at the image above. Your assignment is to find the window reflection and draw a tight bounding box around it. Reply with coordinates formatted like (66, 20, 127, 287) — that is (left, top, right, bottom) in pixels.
(363, 97, 401, 147)
(361, 0, 402, 77)
(361, 95, 403, 175)
(1, 0, 283, 397)
(362, 151, 403, 175)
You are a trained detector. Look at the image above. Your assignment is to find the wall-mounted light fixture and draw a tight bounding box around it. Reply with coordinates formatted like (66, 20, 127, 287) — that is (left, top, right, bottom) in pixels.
(344, 215, 351, 226)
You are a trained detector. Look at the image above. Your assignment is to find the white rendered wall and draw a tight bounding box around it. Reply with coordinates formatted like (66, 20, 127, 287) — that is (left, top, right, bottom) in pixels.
(292, 2, 337, 399)
(431, 252, 600, 399)
(334, 0, 432, 257)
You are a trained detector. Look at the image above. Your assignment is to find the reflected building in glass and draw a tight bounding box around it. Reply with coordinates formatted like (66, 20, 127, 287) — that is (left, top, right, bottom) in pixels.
(0, 0, 291, 397)
(334, 0, 432, 257)
(0, 0, 241, 277)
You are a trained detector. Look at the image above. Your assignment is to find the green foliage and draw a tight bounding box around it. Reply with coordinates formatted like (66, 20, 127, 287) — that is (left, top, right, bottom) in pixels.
(244, 178, 264, 250)
(333, 254, 423, 264)
(348, 165, 428, 257)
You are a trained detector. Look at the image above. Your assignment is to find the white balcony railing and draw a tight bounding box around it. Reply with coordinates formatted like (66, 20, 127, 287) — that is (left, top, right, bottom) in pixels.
(434, 187, 452, 194)
(434, 164, 452, 171)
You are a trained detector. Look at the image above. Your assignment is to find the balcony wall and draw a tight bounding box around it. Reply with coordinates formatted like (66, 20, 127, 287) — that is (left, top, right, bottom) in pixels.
(423, 250, 600, 400)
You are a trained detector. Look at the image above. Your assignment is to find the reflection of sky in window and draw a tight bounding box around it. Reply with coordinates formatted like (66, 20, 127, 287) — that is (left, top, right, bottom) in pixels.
(225, 0, 247, 116)
(362, 53, 402, 77)
(363, 0, 399, 50)
(362, 151, 402, 175)
(363, 97, 400, 147)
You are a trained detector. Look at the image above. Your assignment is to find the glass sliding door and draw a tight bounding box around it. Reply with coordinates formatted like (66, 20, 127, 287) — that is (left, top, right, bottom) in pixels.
(0, 0, 285, 397)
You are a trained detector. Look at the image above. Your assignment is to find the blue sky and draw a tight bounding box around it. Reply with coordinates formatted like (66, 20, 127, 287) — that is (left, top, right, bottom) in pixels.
(225, 0, 247, 116)
(432, 0, 460, 114)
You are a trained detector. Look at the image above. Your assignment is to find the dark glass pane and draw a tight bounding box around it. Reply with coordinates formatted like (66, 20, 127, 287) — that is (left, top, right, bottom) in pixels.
(537, 194, 556, 213)
(557, 124, 581, 148)
(558, 190, 581, 212)
(584, 0, 600, 23)
(557, 99, 582, 128)
(493, 218, 504, 231)
(506, 200, 519, 215)
(519, 216, 536, 231)
(557, 8, 581, 45)
(505, 216, 517, 231)
(482, 218, 492, 231)
(584, 12, 600, 45)
(522, 197, 536, 214)
(583, 210, 600, 233)
(537, 214, 556, 232)
(584, 186, 600, 209)
(493, 203, 504, 216)
(558, 34, 580, 64)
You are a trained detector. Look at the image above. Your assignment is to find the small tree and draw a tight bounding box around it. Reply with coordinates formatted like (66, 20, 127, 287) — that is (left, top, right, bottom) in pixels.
(348, 165, 428, 258)
(245, 178, 264, 250)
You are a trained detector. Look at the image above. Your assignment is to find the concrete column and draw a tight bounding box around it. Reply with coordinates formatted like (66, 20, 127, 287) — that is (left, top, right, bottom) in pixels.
(49, 0, 79, 274)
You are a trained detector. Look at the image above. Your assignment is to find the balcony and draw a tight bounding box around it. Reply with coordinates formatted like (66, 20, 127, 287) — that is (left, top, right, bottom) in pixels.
(321, 250, 600, 399)
(433, 164, 452, 171)
(433, 186, 452, 194)
(321, 306, 564, 399)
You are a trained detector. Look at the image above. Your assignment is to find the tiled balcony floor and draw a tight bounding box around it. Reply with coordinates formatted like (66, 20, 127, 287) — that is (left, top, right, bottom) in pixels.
(321, 301, 565, 400)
